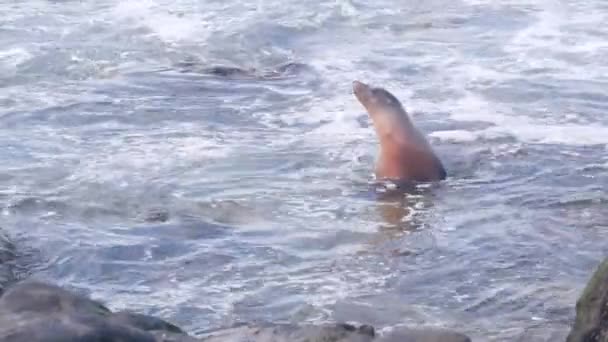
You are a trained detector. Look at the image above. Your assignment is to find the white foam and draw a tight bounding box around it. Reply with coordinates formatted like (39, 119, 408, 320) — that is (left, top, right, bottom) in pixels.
(429, 130, 479, 143)
(110, 0, 212, 44)
(430, 123, 608, 146)
(293, 97, 373, 147)
(0, 48, 33, 76)
(69, 134, 232, 184)
(0, 86, 111, 118)
(506, 1, 608, 73)
(447, 91, 608, 146)
(487, 123, 608, 146)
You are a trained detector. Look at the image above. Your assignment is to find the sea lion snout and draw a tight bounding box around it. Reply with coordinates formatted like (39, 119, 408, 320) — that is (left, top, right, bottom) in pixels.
(352, 80, 376, 110)
(353, 80, 402, 113)
(352, 80, 368, 101)
(352, 80, 369, 93)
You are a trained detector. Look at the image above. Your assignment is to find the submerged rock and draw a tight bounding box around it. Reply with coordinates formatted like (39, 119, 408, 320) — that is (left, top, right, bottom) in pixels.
(567, 257, 608, 342)
(201, 324, 471, 342)
(0, 280, 471, 342)
(380, 328, 470, 342)
(200, 323, 376, 342)
(175, 60, 313, 80)
(0, 229, 16, 295)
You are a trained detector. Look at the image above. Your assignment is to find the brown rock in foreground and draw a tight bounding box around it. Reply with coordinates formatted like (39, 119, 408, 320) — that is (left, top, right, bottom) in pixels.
(567, 258, 608, 342)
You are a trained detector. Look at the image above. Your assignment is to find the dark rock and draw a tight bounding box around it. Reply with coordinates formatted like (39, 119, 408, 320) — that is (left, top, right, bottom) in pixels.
(199, 323, 471, 342)
(0, 311, 157, 342)
(0, 230, 16, 295)
(111, 311, 184, 334)
(0, 281, 471, 342)
(0, 281, 111, 316)
(567, 258, 608, 342)
(202, 65, 254, 78)
(143, 209, 170, 223)
(0, 281, 187, 342)
(199, 323, 376, 342)
(378, 327, 471, 342)
(153, 331, 205, 342)
(176, 61, 312, 80)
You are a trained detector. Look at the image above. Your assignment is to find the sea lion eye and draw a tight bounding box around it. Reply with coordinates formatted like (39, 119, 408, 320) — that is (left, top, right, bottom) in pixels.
(371, 89, 392, 104)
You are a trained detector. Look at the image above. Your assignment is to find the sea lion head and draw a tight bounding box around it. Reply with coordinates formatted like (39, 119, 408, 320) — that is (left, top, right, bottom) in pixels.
(352, 81, 401, 110)
(352, 80, 412, 142)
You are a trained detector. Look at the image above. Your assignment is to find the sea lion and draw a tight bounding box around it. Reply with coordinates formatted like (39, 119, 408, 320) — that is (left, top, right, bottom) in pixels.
(353, 81, 446, 183)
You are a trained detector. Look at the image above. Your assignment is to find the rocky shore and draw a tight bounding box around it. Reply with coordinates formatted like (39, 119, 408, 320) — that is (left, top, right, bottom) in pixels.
(0, 227, 471, 342)
(0, 225, 607, 342)
(0, 280, 470, 342)
(567, 258, 608, 342)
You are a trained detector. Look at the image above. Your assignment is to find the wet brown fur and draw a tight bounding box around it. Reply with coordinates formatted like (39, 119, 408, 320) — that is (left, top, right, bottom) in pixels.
(353, 80, 446, 183)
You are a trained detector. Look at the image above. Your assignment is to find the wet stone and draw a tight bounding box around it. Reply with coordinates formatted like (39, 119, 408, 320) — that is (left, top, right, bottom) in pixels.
(0, 280, 471, 342)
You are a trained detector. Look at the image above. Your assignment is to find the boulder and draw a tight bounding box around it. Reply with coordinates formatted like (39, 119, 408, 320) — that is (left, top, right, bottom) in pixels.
(567, 257, 608, 342)
(0, 280, 471, 342)
(378, 328, 471, 342)
(199, 323, 376, 342)
(0, 230, 15, 295)
(0, 281, 184, 342)
(201, 324, 471, 342)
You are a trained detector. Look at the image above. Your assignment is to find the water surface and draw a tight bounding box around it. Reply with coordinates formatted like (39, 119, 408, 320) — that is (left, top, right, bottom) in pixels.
(1, 0, 608, 340)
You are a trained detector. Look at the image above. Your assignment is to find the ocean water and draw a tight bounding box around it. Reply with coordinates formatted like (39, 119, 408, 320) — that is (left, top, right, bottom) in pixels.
(1, 0, 607, 340)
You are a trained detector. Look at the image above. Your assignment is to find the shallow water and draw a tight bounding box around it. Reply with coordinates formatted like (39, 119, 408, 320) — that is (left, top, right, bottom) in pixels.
(1, 0, 607, 340)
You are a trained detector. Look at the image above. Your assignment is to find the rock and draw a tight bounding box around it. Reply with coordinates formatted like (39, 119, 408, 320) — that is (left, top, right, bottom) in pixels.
(175, 61, 312, 80)
(0, 281, 187, 342)
(0, 312, 157, 342)
(0, 280, 471, 342)
(0, 229, 16, 295)
(153, 331, 202, 342)
(199, 323, 376, 342)
(111, 311, 184, 334)
(198, 324, 471, 342)
(0, 281, 111, 316)
(378, 327, 471, 342)
(199, 324, 471, 342)
(567, 258, 608, 342)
